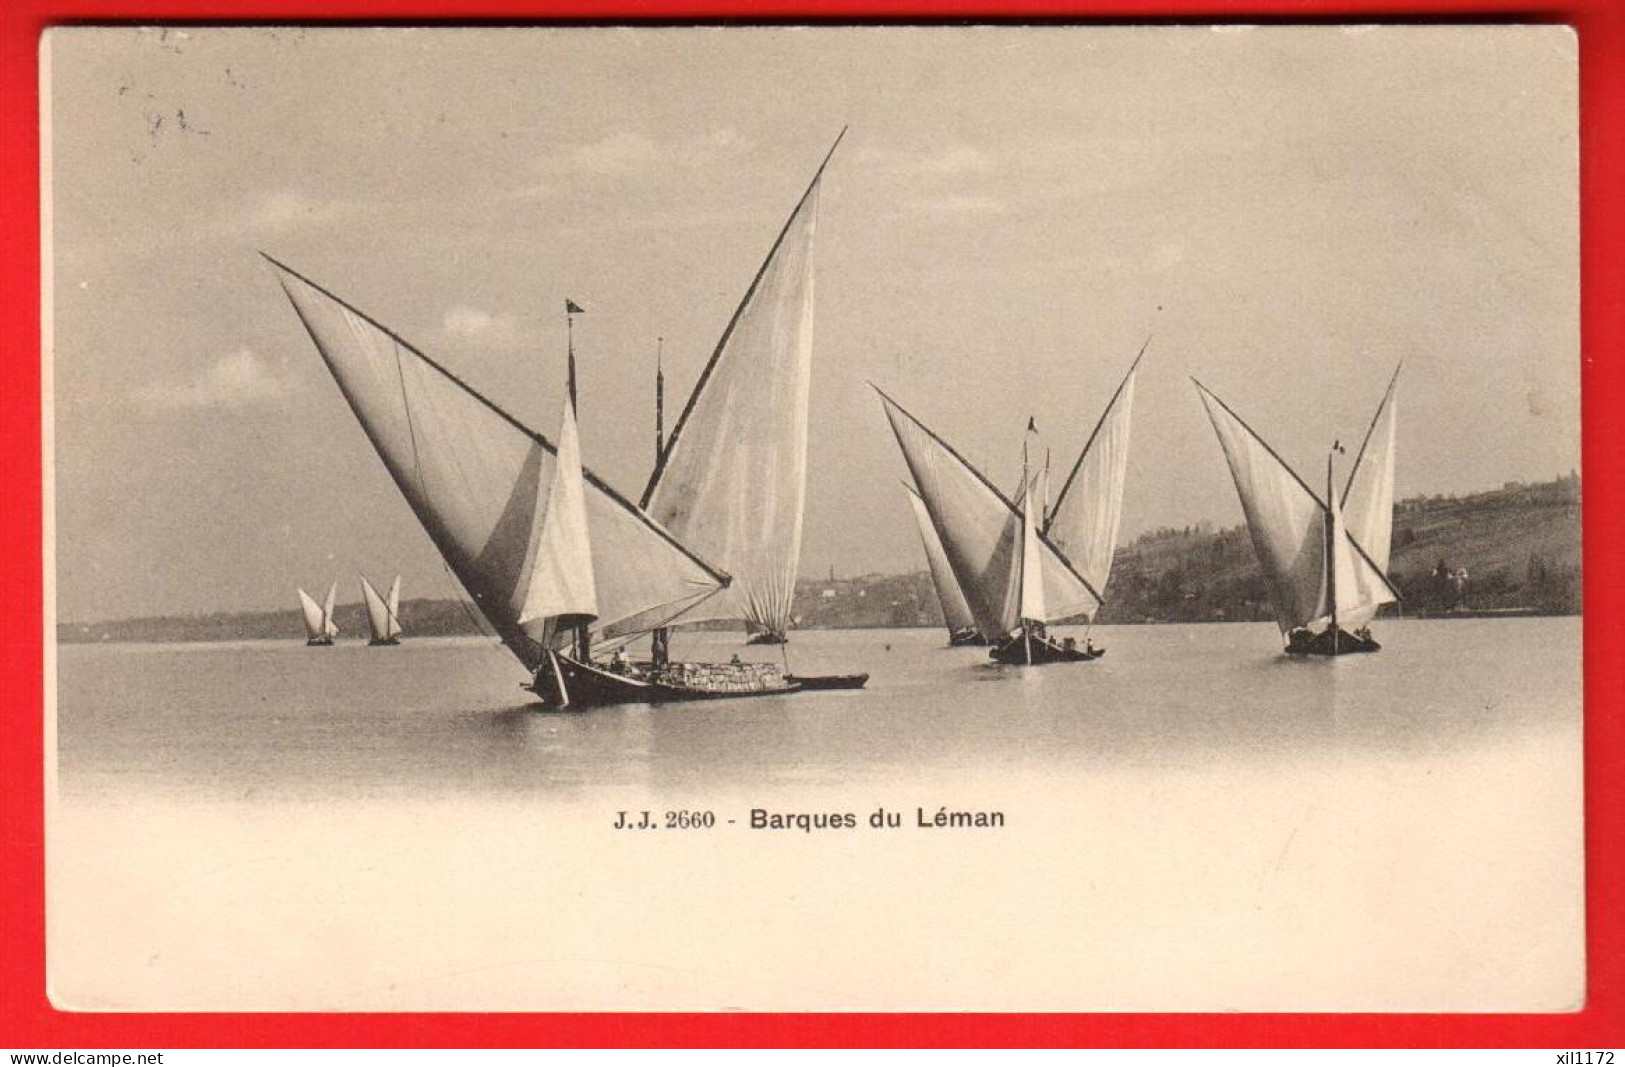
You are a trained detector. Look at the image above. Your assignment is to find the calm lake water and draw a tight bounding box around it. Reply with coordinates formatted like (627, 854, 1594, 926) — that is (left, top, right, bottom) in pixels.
(50, 619, 1584, 1012)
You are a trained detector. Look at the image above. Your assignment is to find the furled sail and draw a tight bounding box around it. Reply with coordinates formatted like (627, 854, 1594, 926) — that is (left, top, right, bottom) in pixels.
(297, 587, 326, 641)
(1044, 348, 1141, 595)
(875, 387, 1101, 639)
(321, 582, 340, 639)
(639, 132, 843, 638)
(518, 393, 599, 642)
(902, 483, 976, 634)
(359, 574, 397, 642)
(266, 256, 728, 670)
(1194, 380, 1397, 635)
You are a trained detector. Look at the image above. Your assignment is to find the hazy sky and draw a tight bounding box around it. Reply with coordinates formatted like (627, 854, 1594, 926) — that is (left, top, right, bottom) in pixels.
(46, 25, 1578, 621)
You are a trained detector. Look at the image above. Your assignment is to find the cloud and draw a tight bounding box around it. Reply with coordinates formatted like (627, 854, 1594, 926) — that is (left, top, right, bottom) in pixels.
(568, 130, 664, 176)
(442, 304, 519, 346)
(132, 349, 299, 411)
(860, 143, 998, 179)
(508, 128, 753, 195)
(916, 145, 997, 176)
(218, 189, 365, 236)
(906, 193, 1008, 219)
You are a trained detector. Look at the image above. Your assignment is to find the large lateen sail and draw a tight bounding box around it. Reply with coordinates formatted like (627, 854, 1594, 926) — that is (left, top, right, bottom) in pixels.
(518, 392, 599, 642)
(902, 483, 976, 635)
(297, 587, 326, 641)
(1194, 380, 1397, 635)
(875, 387, 1101, 639)
(1044, 348, 1142, 595)
(266, 256, 729, 670)
(1339, 366, 1402, 629)
(639, 133, 843, 638)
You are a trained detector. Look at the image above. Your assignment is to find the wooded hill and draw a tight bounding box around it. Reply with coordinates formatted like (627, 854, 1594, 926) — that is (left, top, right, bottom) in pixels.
(58, 474, 1579, 644)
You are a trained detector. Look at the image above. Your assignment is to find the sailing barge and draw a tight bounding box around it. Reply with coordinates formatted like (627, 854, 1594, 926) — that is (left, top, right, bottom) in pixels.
(876, 346, 1140, 666)
(297, 583, 339, 647)
(1194, 367, 1402, 656)
(359, 574, 403, 646)
(269, 134, 864, 706)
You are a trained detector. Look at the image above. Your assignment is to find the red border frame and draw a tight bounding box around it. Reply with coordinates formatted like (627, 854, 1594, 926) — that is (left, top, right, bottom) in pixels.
(2, 0, 1619, 1048)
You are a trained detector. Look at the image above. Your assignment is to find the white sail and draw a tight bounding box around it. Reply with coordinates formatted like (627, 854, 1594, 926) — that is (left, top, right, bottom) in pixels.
(296, 587, 325, 641)
(267, 257, 728, 670)
(1018, 468, 1048, 623)
(1194, 381, 1397, 635)
(385, 575, 403, 639)
(876, 387, 1101, 638)
(359, 574, 392, 642)
(519, 393, 599, 640)
(640, 134, 842, 638)
(321, 582, 340, 639)
(1340, 366, 1402, 628)
(903, 483, 976, 634)
(1045, 351, 1140, 595)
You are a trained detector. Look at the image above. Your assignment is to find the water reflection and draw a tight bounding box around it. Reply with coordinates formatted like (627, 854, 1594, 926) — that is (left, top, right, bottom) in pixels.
(55, 619, 1579, 802)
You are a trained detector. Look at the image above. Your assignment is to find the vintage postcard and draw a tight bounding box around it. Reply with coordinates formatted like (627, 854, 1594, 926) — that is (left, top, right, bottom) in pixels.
(43, 24, 1581, 1011)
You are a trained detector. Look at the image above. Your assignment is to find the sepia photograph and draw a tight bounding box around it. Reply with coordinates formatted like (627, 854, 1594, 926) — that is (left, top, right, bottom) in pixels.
(43, 23, 1581, 1012)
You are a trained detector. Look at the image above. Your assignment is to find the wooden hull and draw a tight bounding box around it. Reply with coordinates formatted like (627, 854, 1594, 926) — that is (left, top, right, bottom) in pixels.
(367, 638, 401, 646)
(948, 627, 990, 647)
(305, 637, 334, 647)
(1284, 627, 1381, 656)
(785, 673, 870, 691)
(988, 631, 1104, 665)
(528, 653, 805, 708)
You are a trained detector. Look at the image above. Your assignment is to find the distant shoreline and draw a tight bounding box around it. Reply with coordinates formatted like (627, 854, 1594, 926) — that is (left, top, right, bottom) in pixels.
(56, 604, 1576, 647)
(59, 473, 1580, 645)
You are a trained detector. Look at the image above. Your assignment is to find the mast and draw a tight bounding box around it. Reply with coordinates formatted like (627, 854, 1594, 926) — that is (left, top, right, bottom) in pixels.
(1326, 450, 1338, 646)
(651, 337, 670, 668)
(654, 337, 665, 464)
(1021, 434, 1032, 665)
(564, 299, 589, 662)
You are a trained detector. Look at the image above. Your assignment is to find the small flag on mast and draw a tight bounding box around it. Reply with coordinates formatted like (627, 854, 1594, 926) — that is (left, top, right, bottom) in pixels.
(1026, 416, 1037, 433)
(565, 299, 584, 315)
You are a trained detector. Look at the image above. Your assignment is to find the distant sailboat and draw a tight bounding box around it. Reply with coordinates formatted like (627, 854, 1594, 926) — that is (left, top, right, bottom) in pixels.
(637, 130, 866, 690)
(876, 390, 1105, 666)
(902, 482, 986, 646)
(297, 583, 339, 647)
(359, 574, 403, 646)
(1193, 366, 1402, 655)
(878, 348, 1140, 665)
